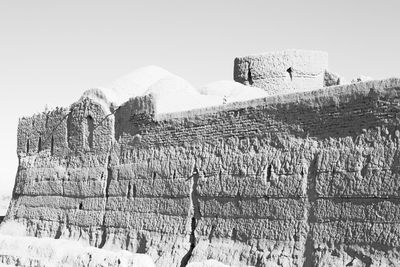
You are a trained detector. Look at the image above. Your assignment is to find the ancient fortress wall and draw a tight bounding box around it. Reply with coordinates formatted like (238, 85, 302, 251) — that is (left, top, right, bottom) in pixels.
(234, 50, 328, 95)
(5, 50, 400, 267)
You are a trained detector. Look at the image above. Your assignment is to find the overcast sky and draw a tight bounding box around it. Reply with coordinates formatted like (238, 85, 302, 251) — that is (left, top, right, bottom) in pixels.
(0, 0, 399, 194)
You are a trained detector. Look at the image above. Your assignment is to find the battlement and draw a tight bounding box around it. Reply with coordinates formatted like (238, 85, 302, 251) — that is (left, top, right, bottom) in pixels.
(16, 77, 400, 158)
(6, 51, 400, 267)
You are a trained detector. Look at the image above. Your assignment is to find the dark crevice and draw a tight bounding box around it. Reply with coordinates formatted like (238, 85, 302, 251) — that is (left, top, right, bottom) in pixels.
(105, 155, 112, 199)
(78, 202, 83, 210)
(266, 164, 272, 182)
(344, 247, 372, 267)
(180, 166, 201, 267)
(302, 156, 318, 267)
(38, 137, 42, 152)
(287, 67, 293, 80)
(247, 68, 254, 85)
(54, 224, 62, 239)
(87, 115, 94, 149)
(51, 136, 54, 155)
(98, 228, 107, 249)
(231, 228, 237, 241)
(26, 139, 30, 153)
(127, 182, 131, 198)
(208, 225, 216, 243)
(137, 235, 148, 253)
(191, 167, 201, 219)
(99, 154, 113, 249)
(361, 164, 368, 178)
(127, 183, 137, 198)
(180, 217, 196, 267)
(125, 232, 131, 250)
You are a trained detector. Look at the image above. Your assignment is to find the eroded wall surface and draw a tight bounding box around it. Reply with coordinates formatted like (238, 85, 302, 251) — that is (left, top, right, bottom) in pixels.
(234, 50, 328, 95)
(5, 78, 400, 267)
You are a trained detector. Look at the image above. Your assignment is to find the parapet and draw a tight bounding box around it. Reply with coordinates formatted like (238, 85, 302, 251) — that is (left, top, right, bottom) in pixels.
(234, 50, 328, 95)
(8, 50, 400, 267)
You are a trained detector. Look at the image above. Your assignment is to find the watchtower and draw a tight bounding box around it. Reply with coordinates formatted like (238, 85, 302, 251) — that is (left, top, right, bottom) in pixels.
(234, 50, 328, 95)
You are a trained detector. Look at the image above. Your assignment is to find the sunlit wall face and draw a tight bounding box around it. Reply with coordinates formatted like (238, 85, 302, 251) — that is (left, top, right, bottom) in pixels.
(0, 0, 399, 195)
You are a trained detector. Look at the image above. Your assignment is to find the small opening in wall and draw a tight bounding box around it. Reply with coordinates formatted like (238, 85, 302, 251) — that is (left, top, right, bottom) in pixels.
(127, 182, 131, 198)
(51, 136, 54, 155)
(286, 67, 293, 81)
(38, 137, 42, 152)
(232, 228, 238, 240)
(266, 164, 272, 182)
(26, 139, 30, 153)
(87, 115, 94, 149)
(79, 202, 83, 210)
(247, 68, 254, 85)
(132, 184, 137, 198)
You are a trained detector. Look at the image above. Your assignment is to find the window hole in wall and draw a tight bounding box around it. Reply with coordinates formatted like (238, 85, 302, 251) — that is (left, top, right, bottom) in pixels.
(79, 202, 83, 210)
(266, 164, 272, 182)
(51, 136, 54, 155)
(127, 183, 131, 198)
(38, 137, 42, 152)
(137, 233, 148, 253)
(287, 67, 293, 81)
(232, 228, 238, 240)
(247, 68, 254, 85)
(26, 139, 30, 153)
(86, 115, 94, 149)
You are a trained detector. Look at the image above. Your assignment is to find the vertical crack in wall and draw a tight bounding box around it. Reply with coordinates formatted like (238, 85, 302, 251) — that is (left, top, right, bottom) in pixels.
(98, 152, 113, 248)
(302, 155, 318, 267)
(180, 166, 201, 267)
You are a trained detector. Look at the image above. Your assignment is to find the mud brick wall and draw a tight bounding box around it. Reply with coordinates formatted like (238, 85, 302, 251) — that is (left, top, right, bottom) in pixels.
(10, 98, 114, 246)
(5, 78, 400, 267)
(234, 50, 328, 95)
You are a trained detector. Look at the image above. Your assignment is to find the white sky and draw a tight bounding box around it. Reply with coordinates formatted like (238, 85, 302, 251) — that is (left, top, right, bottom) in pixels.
(0, 0, 399, 195)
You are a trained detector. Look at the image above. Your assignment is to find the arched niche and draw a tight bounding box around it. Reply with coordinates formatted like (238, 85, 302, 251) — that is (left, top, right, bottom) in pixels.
(67, 98, 114, 154)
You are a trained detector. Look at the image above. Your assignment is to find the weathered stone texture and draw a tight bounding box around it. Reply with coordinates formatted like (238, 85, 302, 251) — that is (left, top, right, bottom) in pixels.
(234, 50, 328, 95)
(4, 78, 400, 266)
(324, 70, 342, 87)
(0, 232, 156, 267)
